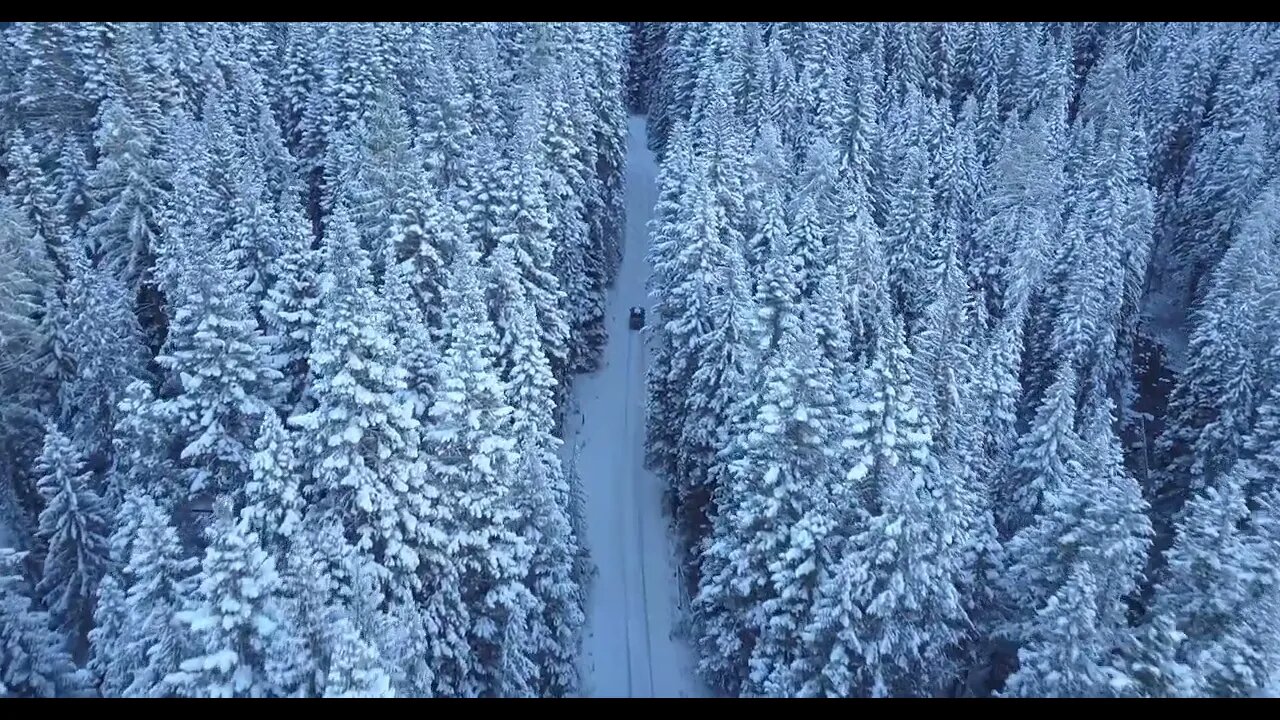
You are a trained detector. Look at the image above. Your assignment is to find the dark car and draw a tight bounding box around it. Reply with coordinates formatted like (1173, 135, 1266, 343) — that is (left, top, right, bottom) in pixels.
(629, 306, 646, 330)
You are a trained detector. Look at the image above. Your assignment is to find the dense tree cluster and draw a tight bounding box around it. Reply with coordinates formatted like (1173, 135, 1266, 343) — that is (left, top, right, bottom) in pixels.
(3, 20, 1279, 699)
(637, 22, 1280, 697)
(0, 21, 627, 697)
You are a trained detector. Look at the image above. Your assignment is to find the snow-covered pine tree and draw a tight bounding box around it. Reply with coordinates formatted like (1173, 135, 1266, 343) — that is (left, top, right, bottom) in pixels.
(33, 423, 109, 654)
(260, 193, 320, 414)
(167, 501, 299, 698)
(286, 200, 423, 600)
(241, 412, 305, 559)
(7, 23, 99, 148)
(1155, 182, 1280, 512)
(152, 131, 280, 497)
(1000, 563, 1121, 697)
(678, 238, 761, 564)
(821, 322, 970, 698)
(694, 310, 841, 696)
(0, 548, 86, 697)
(646, 120, 700, 477)
(999, 400, 1151, 688)
(57, 254, 150, 476)
(881, 91, 941, 331)
(1150, 461, 1280, 696)
(321, 615, 395, 697)
(83, 85, 166, 302)
(115, 493, 199, 697)
(3, 127, 70, 276)
(662, 173, 735, 529)
(995, 365, 1084, 534)
(539, 62, 607, 373)
(496, 91, 571, 392)
(0, 194, 66, 537)
(425, 240, 538, 697)
(348, 85, 417, 282)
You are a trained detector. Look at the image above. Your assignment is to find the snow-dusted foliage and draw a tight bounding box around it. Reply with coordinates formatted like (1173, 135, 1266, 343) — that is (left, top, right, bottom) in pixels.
(643, 21, 1280, 698)
(0, 21, 621, 697)
(2, 20, 1279, 699)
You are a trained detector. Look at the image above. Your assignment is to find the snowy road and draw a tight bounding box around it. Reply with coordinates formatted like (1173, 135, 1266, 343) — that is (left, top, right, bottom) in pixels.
(561, 115, 708, 698)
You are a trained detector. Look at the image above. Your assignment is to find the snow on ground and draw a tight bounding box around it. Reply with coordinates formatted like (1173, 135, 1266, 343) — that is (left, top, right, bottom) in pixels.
(1140, 287, 1190, 375)
(561, 115, 710, 698)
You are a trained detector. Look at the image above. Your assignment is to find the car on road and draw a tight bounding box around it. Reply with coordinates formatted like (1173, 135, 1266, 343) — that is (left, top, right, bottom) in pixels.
(629, 306, 646, 330)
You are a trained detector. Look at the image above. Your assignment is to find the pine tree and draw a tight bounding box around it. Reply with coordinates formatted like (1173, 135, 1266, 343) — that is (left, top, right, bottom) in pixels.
(1108, 613, 1197, 698)
(997, 366, 1084, 533)
(241, 412, 305, 558)
(287, 201, 423, 597)
(750, 181, 801, 355)
(58, 255, 150, 471)
(348, 86, 417, 278)
(497, 92, 572, 387)
(116, 493, 199, 697)
(224, 143, 283, 320)
(88, 487, 145, 695)
(843, 322, 937, 516)
(8, 23, 99, 145)
(1050, 49, 1150, 412)
(824, 323, 969, 698)
(791, 532, 863, 698)
(83, 87, 165, 298)
(742, 122, 791, 273)
(108, 380, 180, 507)
(321, 616, 395, 697)
(153, 117, 280, 497)
(488, 240, 583, 695)
(1151, 465, 1280, 696)
(156, 23, 201, 115)
(849, 54, 888, 225)
(167, 504, 297, 698)
(34, 423, 109, 652)
(678, 240, 761, 557)
(416, 42, 475, 192)
(935, 98, 983, 273)
(260, 195, 319, 413)
(573, 23, 629, 282)
(153, 231, 279, 497)
(910, 245, 976, 457)
(539, 65, 605, 373)
(659, 173, 737, 536)
(276, 519, 396, 697)
(425, 241, 538, 696)
(381, 242, 437, 427)
(54, 136, 93, 241)
(4, 127, 69, 274)
(646, 120, 701, 476)
(387, 162, 453, 338)
(695, 311, 841, 695)
(0, 548, 85, 697)
(837, 183, 894, 365)
(1000, 400, 1151, 676)
(881, 98, 939, 329)
(1156, 184, 1280, 509)
(86, 571, 129, 695)
(1000, 563, 1122, 697)
(0, 195, 65, 533)
(1168, 59, 1272, 310)
(1240, 378, 1280, 503)
(510, 431, 582, 697)
(971, 104, 1063, 322)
